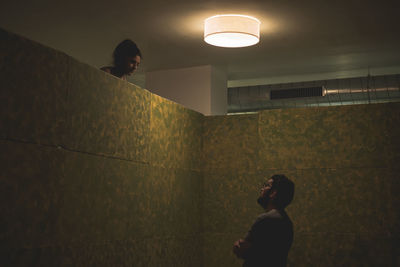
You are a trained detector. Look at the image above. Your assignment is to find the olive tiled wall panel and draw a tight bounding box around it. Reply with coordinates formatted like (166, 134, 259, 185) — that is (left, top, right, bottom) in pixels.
(388, 169, 400, 237)
(150, 94, 203, 171)
(286, 168, 395, 235)
(288, 233, 397, 267)
(0, 139, 203, 265)
(0, 28, 68, 145)
(133, 166, 203, 237)
(202, 114, 259, 173)
(258, 103, 400, 170)
(0, 140, 65, 249)
(59, 152, 202, 244)
(202, 169, 265, 234)
(57, 151, 145, 244)
(1, 236, 202, 267)
(66, 60, 151, 162)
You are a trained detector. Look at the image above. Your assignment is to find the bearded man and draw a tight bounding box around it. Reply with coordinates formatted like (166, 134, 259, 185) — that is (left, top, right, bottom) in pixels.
(233, 174, 295, 267)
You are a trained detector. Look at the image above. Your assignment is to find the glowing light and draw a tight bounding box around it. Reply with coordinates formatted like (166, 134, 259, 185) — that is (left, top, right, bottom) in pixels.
(204, 14, 260, 48)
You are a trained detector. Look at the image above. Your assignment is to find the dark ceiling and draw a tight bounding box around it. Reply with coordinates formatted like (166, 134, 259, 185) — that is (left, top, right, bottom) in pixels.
(1, 0, 399, 88)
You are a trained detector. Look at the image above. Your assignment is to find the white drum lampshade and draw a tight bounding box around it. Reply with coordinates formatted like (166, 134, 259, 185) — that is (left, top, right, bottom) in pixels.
(204, 14, 260, 48)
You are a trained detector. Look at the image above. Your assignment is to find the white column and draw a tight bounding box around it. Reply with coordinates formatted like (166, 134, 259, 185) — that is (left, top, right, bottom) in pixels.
(145, 65, 227, 115)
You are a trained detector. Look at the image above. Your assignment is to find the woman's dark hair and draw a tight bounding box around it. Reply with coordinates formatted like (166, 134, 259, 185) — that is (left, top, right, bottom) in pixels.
(270, 174, 295, 209)
(113, 39, 142, 68)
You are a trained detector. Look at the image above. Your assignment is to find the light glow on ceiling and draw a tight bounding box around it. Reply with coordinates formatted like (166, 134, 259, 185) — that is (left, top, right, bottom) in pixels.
(204, 14, 260, 48)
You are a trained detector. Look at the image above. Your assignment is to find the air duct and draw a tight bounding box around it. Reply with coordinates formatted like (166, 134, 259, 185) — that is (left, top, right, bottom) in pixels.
(270, 86, 324, 100)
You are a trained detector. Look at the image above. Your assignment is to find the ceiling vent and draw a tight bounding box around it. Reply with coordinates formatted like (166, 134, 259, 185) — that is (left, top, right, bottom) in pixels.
(270, 86, 324, 100)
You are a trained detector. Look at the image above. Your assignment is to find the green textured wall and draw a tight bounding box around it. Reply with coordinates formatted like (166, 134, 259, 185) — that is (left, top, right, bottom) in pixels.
(1, 27, 400, 267)
(202, 114, 261, 267)
(0, 28, 203, 266)
(203, 104, 400, 267)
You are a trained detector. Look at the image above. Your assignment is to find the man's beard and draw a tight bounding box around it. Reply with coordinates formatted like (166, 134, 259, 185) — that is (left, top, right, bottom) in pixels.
(257, 195, 270, 209)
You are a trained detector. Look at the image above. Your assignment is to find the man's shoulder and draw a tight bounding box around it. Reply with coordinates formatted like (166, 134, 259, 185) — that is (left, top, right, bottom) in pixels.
(257, 209, 283, 220)
(255, 209, 293, 227)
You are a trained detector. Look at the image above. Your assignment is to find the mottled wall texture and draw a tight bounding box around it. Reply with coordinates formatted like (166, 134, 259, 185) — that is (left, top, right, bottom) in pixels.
(0, 28, 203, 266)
(1, 27, 400, 267)
(203, 104, 400, 267)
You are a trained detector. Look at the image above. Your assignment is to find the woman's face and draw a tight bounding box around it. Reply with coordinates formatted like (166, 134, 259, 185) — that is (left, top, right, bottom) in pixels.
(123, 55, 141, 75)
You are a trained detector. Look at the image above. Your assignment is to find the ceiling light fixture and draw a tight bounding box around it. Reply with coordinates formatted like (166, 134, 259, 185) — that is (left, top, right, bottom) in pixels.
(204, 14, 260, 48)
